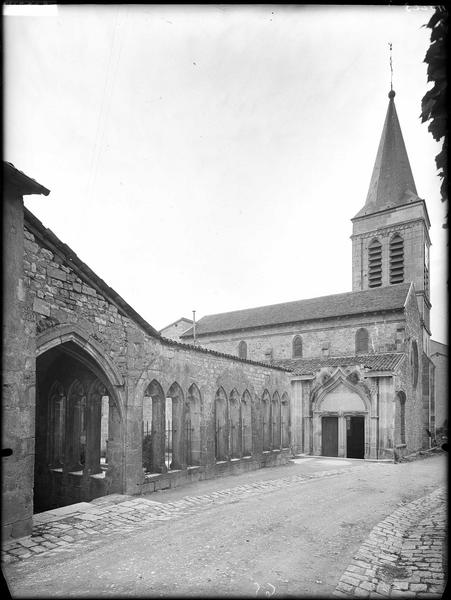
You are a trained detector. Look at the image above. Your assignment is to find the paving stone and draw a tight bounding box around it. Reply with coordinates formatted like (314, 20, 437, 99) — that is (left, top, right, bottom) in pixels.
(409, 584, 427, 592)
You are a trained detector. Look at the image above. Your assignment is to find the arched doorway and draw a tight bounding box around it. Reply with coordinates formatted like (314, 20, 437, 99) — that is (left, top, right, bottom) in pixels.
(34, 340, 123, 513)
(311, 372, 372, 459)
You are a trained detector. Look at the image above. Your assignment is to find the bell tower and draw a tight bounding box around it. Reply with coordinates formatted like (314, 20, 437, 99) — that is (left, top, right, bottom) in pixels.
(350, 89, 431, 354)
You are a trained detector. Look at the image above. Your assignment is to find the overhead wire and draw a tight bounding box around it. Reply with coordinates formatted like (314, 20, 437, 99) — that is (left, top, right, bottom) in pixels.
(86, 7, 127, 203)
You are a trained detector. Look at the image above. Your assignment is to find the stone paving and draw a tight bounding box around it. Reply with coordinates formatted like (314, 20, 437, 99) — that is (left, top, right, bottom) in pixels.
(334, 487, 447, 598)
(2, 466, 353, 565)
(2, 467, 447, 600)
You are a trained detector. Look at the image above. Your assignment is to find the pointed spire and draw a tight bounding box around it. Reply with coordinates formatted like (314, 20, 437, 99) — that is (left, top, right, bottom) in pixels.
(354, 91, 420, 218)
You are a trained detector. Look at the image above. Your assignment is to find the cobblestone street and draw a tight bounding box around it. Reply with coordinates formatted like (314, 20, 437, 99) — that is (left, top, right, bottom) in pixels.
(334, 487, 447, 598)
(2, 454, 447, 598)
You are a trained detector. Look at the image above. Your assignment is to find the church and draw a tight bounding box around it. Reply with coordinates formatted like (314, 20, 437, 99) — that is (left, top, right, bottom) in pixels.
(180, 88, 439, 462)
(1, 87, 443, 542)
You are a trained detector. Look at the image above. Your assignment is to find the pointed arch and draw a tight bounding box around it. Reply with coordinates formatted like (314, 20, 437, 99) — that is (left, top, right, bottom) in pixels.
(272, 392, 281, 450)
(186, 383, 202, 466)
(241, 390, 252, 457)
(215, 387, 228, 461)
(229, 389, 241, 458)
(394, 391, 407, 446)
(281, 392, 290, 449)
(261, 389, 271, 451)
(312, 369, 372, 414)
(143, 379, 166, 473)
(166, 382, 184, 470)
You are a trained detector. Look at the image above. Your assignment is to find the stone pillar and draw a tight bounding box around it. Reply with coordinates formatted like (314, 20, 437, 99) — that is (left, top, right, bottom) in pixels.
(86, 385, 102, 475)
(370, 416, 379, 459)
(304, 416, 312, 455)
(2, 184, 35, 539)
(151, 395, 166, 472)
(338, 412, 345, 457)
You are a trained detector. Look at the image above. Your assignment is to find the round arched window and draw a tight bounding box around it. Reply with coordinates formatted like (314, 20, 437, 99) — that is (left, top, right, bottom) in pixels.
(411, 340, 419, 388)
(238, 341, 247, 360)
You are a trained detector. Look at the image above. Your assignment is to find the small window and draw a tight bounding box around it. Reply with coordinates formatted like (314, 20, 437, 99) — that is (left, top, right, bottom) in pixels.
(292, 335, 303, 358)
(368, 238, 382, 288)
(389, 234, 404, 284)
(355, 328, 369, 354)
(238, 341, 247, 359)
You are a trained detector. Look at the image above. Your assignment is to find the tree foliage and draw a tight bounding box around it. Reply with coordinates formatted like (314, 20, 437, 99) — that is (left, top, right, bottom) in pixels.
(420, 6, 448, 227)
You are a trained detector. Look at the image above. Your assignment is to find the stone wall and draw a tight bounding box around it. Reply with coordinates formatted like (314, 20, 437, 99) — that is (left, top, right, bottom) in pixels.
(430, 340, 448, 434)
(2, 188, 36, 540)
(2, 212, 293, 540)
(192, 313, 408, 363)
(393, 286, 425, 457)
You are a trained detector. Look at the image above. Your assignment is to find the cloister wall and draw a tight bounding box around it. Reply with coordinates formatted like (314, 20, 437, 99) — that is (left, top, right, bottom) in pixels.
(3, 209, 292, 539)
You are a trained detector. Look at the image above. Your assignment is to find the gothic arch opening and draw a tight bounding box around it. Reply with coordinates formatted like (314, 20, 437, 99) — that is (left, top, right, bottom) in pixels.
(229, 389, 241, 459)
(166, 382, 184, 470)
(281, 392, 290, 449)
(186, 384, 202, 466)
(215, 387, 228, 461)
(241, 390, 252, 457)
(34, 341, 123, 513)
(143, 379, 166, 474)
(272, 392, 281, 450)
(311, 372, 371, 459)
(394, 391, 407, 446)
(262, 390, 271, 451)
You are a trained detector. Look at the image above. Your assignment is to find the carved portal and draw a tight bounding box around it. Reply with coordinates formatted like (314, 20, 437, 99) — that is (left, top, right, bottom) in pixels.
(309, 367, 376, 459)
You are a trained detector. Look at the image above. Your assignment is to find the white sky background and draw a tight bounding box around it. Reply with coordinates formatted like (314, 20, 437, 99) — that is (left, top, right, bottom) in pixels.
(5, 4, 448, 343)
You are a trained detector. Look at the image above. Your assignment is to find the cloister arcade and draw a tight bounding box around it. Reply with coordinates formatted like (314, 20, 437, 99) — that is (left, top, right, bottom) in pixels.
(141, 381, 291, 476)
(34, 339, 124, 513)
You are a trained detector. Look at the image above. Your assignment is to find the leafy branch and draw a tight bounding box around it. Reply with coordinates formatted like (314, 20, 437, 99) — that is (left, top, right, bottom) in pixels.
(420, 6, 448, 227)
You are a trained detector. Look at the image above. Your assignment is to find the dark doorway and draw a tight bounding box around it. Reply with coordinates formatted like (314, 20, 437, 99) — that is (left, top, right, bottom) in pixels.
(346, 416, 365, 458)
(322, 416, 338, 457)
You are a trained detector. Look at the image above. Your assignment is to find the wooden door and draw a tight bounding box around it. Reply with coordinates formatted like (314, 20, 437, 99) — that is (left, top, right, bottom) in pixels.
(346, 416, 365, 458)
(321, 416, 338, 457)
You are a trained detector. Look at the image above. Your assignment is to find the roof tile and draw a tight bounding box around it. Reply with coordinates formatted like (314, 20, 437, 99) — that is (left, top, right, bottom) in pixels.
(272, 353, 405, 375)
(181, 284, 411, 337)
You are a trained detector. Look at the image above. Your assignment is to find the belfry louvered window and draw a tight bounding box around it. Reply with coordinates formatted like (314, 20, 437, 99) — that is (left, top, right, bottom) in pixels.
(368, 239, 382, 288)
(389, 234, 404, 284)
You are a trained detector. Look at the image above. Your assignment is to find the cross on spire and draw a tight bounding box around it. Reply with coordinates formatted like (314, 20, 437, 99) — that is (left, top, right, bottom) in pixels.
(389, 42, 394, 96)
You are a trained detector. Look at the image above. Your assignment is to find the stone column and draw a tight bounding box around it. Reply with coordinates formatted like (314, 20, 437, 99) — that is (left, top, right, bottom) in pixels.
(369, 416, 379, 459)
(338, 411, 346, 457)
(151, 395, 166, 472)
(86, 383, 103, 475)
(2, 184, 35, 538)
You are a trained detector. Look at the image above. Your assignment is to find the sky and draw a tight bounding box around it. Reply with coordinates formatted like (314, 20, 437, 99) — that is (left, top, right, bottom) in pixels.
(5, 4, 448, 343)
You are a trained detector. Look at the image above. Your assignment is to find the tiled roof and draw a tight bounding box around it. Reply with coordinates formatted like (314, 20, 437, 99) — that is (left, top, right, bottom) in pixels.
(181, 284, 411, 338)
(4, 161, 50, 196)
(271, 353, 405, 376)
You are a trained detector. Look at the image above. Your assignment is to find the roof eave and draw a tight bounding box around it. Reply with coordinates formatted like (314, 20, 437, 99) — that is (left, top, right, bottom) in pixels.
(4, 162, 50, 196)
